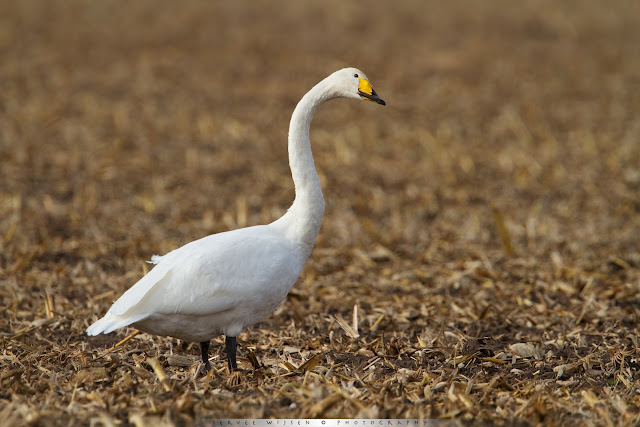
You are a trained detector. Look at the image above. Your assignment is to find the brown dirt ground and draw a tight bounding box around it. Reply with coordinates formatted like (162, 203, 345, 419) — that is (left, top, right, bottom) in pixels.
(1, 0, 640, 424)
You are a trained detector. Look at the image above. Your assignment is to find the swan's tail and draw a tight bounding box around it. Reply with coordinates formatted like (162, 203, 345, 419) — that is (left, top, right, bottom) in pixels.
(86, 313, 148, 336)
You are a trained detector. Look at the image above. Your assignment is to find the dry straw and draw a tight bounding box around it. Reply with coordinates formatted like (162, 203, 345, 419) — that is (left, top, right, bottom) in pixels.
(1, 0, 640, 424)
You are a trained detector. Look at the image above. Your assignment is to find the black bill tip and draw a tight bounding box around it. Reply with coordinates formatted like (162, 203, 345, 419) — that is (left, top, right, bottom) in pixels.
(358, 89, 386, 106)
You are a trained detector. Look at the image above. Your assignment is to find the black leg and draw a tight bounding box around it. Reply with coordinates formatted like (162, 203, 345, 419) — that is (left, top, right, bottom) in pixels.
(200, 341, 212, 371)
(225, 335, 237, 371)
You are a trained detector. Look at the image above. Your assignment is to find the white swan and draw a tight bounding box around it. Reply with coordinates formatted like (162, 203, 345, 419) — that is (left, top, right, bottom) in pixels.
(87, 68, 385, 371)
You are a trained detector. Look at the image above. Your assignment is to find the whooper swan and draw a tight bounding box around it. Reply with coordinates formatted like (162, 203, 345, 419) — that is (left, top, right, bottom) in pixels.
(87, 68, 386, 371)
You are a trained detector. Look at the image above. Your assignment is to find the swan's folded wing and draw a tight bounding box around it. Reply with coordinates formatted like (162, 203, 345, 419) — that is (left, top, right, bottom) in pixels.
(108, 260, 172, 316)
(100, 225, 302, 321)
(137, 235, 302, 317)
(104, 234, 214, 317)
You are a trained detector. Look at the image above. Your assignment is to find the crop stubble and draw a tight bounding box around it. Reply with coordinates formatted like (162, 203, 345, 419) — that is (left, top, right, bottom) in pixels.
(1, 0, 639, 424)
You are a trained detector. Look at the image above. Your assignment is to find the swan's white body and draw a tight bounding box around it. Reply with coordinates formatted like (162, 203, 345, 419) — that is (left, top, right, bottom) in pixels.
(87, 68, 385, 348)
(87, 225, 307, 341)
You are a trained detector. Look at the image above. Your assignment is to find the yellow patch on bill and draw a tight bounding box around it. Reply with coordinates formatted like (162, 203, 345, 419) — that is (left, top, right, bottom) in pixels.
(358, 77, 373, 95)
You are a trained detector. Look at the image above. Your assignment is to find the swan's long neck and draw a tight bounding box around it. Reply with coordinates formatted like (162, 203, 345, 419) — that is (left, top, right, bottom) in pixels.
(274, 79, 332, 253)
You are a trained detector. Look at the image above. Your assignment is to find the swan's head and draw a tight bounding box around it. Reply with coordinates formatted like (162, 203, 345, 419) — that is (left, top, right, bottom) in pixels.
(330, 68, 386, 106)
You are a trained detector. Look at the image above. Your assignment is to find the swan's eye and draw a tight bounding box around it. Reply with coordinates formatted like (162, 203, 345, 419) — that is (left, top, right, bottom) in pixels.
(354, 73, 358, 78)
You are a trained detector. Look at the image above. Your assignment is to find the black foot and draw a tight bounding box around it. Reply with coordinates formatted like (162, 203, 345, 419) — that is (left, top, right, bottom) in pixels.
(200, 341, 212, 372)
(225, 335, 238, 371)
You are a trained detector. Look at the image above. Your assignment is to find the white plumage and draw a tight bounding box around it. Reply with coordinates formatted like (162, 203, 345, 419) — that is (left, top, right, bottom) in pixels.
(87, 67, 385, 370)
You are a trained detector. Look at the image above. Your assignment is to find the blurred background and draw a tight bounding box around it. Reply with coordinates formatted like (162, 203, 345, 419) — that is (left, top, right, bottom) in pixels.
(1, 0, 639, 422)
(1, 0, 638, 261)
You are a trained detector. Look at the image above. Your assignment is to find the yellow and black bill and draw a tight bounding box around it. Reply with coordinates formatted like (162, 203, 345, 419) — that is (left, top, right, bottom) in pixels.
(358, 78, 386, 106)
